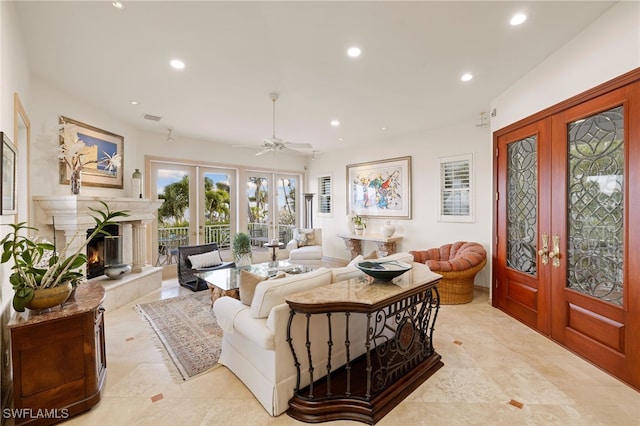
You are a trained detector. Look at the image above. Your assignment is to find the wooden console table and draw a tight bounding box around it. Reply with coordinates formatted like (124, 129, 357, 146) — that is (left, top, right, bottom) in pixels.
(337, 233, 402, 259)
(8, 283, 107, 425)
(285, 264, 443, 424)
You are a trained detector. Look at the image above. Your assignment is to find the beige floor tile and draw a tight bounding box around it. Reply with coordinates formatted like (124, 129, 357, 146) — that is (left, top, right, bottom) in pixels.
(66, 281, 638, 425)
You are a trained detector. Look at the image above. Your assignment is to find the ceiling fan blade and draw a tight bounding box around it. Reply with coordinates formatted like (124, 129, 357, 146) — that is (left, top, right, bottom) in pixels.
(284, 142, 313, 149)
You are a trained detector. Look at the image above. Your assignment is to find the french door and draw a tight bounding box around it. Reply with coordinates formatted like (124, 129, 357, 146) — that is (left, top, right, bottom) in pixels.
(151, 162, 236, 255)
(494, 81, 640, 389)
(245, 172, 299, 246)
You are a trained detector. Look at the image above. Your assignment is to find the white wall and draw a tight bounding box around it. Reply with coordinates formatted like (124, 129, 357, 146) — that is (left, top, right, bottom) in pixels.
(28, 77, 138, 199)
(308, 120, 493, 287)
(491, 1, 640, 131)
(0, 0, 32, 407)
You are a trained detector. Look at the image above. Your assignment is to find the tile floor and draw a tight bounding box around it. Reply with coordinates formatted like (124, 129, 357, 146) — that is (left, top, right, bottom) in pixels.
(65, 279, 640, 426)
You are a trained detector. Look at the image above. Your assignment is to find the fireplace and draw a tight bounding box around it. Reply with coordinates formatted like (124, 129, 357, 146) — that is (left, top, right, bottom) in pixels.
(86, 224, 119, 279)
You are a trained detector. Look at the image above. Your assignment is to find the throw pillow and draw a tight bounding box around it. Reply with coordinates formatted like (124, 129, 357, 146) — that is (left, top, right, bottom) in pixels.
(188, 250, 223, 269)
(239, 270, 267, 306)
(294, 228, 316, 247)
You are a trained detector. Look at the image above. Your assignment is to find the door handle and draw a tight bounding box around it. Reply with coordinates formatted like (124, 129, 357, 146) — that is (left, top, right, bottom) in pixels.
(548, 235, 560, 267)
(538, 234, 549, 265)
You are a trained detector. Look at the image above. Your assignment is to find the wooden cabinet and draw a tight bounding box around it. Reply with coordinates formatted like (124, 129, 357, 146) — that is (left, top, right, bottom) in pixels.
(8, 283, 106, 425)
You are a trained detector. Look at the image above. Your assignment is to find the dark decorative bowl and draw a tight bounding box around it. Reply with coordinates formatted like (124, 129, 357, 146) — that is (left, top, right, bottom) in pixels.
(355, 261, 412, 281)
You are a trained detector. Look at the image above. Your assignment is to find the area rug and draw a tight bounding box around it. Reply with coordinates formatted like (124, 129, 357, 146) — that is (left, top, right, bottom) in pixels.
(136, 291, 222, 381)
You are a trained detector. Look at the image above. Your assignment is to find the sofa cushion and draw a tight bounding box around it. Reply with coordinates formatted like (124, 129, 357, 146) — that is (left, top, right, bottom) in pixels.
(288, 245, 323, 260)
(187, 250, 223, 269)
(250, 267, 332, 318)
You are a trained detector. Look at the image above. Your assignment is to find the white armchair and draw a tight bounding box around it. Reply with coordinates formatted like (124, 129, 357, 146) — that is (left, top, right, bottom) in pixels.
(286, 228, 323, 266)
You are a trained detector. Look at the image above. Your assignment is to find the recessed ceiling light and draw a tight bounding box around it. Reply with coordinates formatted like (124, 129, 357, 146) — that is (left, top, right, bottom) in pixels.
(170, 59, 185, 70)
(331, 120, 340, 127)
(510, 13, 527, 26)
(112, 2, 124, 9)
(461, 73, 473, 82)
(338, 137, 343, 142)
(347, 47, 361, 58)
(381, 127, 387, 131)
(130, 100, 139, 105)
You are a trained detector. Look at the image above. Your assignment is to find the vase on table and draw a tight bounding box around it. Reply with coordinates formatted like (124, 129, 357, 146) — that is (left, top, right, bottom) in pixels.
(235, 252, 252, 267)
(381, 221, 396, 238)
(70, 168, 81, 195)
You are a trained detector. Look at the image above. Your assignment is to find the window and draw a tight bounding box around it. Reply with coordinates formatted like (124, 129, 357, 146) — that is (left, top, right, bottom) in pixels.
(439, 153, 473, 222)
(318, 175, 331, 215)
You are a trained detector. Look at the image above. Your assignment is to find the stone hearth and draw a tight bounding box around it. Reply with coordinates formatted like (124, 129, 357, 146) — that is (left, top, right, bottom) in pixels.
(33, 195, 164, 309)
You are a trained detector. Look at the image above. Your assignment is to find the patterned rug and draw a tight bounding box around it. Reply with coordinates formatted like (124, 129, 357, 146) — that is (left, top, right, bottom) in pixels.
(137, 291, 222, 381)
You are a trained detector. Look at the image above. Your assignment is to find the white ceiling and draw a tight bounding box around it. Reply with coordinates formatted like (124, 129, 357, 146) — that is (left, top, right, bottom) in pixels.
(15, 1, 615, 154)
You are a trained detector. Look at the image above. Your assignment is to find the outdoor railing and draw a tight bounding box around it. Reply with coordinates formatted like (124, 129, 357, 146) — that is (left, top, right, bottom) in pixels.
(158, 223, 294, 250)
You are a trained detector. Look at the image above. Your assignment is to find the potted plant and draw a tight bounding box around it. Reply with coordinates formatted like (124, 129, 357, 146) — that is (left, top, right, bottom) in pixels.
(232, 232, 252, 267)
(0, 201, 129, 312)
(352, 214, 366, 235)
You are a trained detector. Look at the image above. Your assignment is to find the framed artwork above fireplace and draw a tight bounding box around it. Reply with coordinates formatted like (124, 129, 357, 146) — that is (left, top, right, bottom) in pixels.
(59, 116, 124, 189)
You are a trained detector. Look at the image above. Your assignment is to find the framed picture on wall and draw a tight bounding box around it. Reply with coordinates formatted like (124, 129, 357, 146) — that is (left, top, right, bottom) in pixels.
(59, 116, 124, 189)
(346, 156, 411, 219)
(1, 132, 17, 215)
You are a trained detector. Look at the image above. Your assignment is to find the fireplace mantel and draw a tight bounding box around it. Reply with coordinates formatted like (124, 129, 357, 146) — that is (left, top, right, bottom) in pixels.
(33, 195, 161, 228)
(33, 195, 163, 274)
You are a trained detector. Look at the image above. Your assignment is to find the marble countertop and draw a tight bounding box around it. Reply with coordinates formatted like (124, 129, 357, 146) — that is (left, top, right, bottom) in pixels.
(286, 263, 441, 313)
(8, 282, 105, 328)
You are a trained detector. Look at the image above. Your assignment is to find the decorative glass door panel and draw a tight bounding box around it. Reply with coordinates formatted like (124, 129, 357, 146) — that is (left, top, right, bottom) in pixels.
(506, 136, 538, 276)
(566, 106, 624, 306)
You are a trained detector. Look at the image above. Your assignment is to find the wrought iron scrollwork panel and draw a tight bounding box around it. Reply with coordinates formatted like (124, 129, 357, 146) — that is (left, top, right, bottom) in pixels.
(368, 288, 439, 393)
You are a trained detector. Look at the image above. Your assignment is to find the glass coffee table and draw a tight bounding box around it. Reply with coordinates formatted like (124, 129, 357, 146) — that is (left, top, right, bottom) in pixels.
(194, 260, 315, 306)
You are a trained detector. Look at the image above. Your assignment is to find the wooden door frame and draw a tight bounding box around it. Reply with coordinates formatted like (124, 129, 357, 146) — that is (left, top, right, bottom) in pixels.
(493, 67, 640, 390)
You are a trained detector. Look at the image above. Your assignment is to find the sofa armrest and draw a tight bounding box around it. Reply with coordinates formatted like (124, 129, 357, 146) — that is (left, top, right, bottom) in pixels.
(286, 239, 299, 251)
(213, 296, 248, 333)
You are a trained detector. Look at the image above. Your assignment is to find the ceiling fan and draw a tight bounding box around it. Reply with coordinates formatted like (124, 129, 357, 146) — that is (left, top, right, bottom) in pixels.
(255, 92, 313, 156)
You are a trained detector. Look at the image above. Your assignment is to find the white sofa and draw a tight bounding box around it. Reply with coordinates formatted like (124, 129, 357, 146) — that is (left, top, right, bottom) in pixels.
(286, 228, 323, 267)
(212, 252, 415, 416)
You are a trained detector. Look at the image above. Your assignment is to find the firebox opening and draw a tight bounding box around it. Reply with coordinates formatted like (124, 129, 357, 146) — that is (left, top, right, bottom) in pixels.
(86, 224, 119, 279)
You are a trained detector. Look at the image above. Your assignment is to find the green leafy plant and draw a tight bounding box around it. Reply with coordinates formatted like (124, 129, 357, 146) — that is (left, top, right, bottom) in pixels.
(232, 232, 252, 261)
(352, 214, 366, 228)
(0, 201, 129, 312)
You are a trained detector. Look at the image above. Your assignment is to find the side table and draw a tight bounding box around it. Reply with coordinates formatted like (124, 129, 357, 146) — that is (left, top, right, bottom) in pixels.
(264, 241, 285, 262)
(337, 233, 403, 259)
